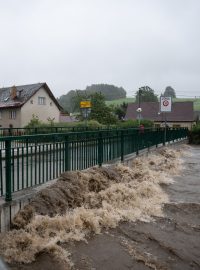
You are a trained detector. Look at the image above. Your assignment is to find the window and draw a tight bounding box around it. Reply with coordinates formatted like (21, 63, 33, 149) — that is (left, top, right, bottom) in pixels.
(30, 100, 33, 104)
(0, 111, 2, 119)
(9, 111, 16, 119)
(38, 97, 46, 105)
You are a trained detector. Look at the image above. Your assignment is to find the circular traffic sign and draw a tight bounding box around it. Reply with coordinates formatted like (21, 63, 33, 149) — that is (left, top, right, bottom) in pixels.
(163, 99, 169, 106)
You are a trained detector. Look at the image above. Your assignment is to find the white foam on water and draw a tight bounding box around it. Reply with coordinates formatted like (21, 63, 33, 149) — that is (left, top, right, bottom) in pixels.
(0, 146, 185, 266)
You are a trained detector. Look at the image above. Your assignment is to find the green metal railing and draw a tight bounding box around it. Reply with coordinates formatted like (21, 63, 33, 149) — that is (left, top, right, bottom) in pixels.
(0, 126, 130, 149)
(0, 126, 101, 137)
(0, 125, 123, 137)
(0, 127, 188, 201)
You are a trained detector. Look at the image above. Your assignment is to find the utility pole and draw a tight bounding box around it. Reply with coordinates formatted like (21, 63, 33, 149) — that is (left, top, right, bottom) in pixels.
(138, 88, 141, 108)
(164, 112, 167, 145)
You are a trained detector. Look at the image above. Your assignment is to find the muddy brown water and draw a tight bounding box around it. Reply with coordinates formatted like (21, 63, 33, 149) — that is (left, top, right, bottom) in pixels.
(4, 145, 200, 270)
(66, 145, 200, 270)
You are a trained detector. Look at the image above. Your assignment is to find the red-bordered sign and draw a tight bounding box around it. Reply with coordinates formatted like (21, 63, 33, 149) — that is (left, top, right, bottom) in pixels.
(160, 97, 172, 112)
(163, 99, 169, 106)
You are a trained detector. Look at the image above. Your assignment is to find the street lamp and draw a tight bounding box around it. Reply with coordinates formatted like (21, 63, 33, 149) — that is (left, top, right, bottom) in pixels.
(136, 107, 142, 125)
(137, 88, 143, 125)
(136, 107, 142, 113)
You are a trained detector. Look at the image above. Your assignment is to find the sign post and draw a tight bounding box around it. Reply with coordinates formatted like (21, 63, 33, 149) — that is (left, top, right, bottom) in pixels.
(80, 100, 92, 127)
(160, 97, 172, 145)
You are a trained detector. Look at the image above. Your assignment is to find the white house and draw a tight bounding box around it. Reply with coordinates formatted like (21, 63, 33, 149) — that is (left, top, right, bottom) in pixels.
(0, 83, 62, 128)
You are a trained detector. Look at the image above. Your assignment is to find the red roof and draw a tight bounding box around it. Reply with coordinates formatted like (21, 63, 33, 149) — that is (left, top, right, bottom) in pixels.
(125, 101, 194, 122)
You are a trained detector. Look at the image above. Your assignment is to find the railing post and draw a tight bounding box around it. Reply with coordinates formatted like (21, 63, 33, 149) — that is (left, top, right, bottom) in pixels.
(136, 135, 139, 155)
(163, 128, 166, 146)
(5, 140, 12, 201)
(8, 128, 12, 136)
(64, 135, 70, 171)
(121, 130, 124, 162)
(155, 130, 158, 147)
(98, 132, 103, 167)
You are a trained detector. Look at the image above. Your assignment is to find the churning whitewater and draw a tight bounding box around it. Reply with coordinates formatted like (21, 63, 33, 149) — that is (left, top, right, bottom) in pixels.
(0, 147, 184, 268)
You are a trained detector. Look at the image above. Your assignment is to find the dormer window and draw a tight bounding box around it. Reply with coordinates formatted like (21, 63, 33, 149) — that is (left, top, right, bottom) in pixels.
(38, 97, 46, 105)
(17, 90, 23, 98)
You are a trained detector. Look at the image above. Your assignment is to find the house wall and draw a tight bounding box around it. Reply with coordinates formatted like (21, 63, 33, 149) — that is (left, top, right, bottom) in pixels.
(0, 108, 21, 128)
(21, 87, 60, 127)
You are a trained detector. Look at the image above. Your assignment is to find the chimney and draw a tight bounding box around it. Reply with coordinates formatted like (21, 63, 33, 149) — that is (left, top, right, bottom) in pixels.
(10, 85, 17, 99)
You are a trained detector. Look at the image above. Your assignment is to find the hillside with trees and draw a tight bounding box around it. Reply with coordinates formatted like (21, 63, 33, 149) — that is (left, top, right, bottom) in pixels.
(85, 84, 126, 100)
(57, 84, 126, 113)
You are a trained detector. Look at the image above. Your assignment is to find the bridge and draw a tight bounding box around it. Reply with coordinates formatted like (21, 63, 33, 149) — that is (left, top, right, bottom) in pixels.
(0, 127, 188, 202)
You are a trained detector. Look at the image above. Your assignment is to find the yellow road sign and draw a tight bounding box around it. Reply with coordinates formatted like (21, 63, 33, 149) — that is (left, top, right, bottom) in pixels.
(80, 101, 91, 108)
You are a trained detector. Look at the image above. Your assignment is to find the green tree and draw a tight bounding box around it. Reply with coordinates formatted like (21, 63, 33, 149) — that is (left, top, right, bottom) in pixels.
(89, 93, 117, 125)
(135, 86, 158, 103)
(114, 102, 128, 120)
(57, 89, 87, 113)
(163, 86, 176, 98)
(71, 92, 117, 124)
(71, 90, 89, 113)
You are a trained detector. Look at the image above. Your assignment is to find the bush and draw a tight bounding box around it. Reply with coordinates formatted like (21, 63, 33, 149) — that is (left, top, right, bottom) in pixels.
(76, 120, 105, 129)
(118, 119, 154, 129)
(188, 124, 200, 144)
(24, 116, 106, 134)
(24, 114, 43, 128)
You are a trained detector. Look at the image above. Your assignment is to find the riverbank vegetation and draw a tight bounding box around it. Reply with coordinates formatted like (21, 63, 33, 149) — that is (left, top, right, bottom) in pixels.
(188, 124, 200, 144)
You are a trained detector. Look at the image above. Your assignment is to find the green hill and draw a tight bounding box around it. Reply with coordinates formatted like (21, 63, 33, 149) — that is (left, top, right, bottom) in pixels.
(58, 84, 127, 113)
(106, 97, 135, 106)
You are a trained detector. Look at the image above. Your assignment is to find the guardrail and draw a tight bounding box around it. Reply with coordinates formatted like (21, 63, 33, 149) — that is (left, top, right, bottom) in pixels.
(0, 127, 188, 201)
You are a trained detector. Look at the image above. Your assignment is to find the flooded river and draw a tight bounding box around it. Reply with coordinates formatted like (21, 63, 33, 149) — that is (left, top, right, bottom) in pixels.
(0, 144, 199, 270)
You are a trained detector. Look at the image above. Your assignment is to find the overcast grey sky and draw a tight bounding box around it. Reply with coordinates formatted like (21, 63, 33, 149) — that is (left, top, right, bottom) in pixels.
(0, 0, 200, 98)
